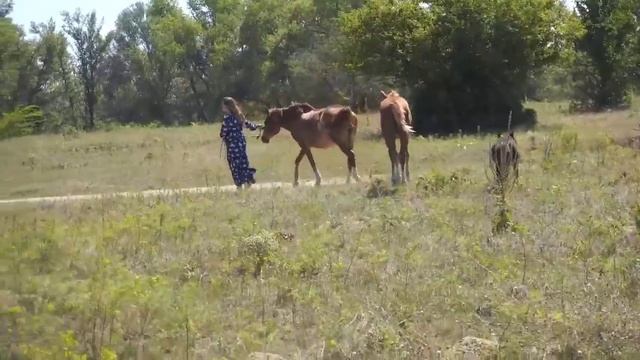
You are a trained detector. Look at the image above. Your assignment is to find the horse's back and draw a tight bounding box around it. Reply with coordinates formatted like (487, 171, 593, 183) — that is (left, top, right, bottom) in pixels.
(381, 95, 409, 119)
(301, 108, 324, 122)
(380, 94, 412, 136)
(297, 105, 357, 148)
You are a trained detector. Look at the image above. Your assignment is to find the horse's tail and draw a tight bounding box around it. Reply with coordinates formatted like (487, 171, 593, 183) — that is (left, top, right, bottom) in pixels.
(398, 107, 415, 134)
(389, 103, 414, 135)
(405, 106, 414, 133)
(343, 107, 358, 147)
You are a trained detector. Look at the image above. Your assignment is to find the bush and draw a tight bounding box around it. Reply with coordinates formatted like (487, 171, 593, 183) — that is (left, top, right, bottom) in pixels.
(237, 230, 281, 278)
(0, 105, 44, 140)
(572, 0, 638, 110)
(416, 169, 471, 195)
(558, 130, 579, 153)
(341, 0, 579, 134)
(366, 179, 398, 198)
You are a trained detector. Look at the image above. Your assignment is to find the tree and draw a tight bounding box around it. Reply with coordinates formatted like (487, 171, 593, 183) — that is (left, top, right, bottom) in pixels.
(0, 0, 13, 18)
(236, 0, 365, 107)
(0, 13, 24, 112)
(63, 10, 112, 130)
(19, 22, 68, 106)
(573, 0, 640, 110)
(342, 0, 581, 133)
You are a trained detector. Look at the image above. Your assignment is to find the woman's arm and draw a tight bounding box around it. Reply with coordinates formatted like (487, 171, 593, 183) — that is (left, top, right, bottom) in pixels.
(244, 119, 261, 131)
(220, 116, 229, 139)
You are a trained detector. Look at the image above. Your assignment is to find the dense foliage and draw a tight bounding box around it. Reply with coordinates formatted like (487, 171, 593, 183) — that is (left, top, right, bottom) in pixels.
(0, 0, 638, 136)
(341, 0, 582, 132)
(573, 0, 640, 110)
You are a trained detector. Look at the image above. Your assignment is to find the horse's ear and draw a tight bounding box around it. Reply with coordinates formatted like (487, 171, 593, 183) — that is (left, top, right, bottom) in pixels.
(380, 90, 388, 98)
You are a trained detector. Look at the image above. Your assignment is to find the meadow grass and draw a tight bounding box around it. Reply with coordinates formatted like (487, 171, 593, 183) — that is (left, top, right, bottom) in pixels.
(1, 101, 636, 200)
(1, 103, 640, 359)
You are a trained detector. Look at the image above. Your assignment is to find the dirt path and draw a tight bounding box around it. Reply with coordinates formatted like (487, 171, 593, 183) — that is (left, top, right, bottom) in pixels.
(0, 177, 365, 206)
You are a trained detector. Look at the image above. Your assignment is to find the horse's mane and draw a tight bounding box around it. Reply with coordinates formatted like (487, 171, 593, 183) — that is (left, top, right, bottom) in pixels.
(381, 90, 401, 98)
(288, 102, 315, 112)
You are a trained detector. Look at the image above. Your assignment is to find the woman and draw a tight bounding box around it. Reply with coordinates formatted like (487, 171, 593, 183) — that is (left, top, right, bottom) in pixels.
(220, 97, 261, 189)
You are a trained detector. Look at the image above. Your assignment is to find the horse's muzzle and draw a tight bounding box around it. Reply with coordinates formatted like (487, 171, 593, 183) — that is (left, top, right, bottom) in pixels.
(261, 136, 270, 144)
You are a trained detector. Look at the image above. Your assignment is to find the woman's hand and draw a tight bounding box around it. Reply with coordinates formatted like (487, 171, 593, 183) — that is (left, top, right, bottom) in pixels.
(255, 124, 264, 139)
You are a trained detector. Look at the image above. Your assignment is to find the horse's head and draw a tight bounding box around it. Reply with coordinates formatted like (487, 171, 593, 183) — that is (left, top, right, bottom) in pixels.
(261, 103, 315, 144)
(262, 108, 283, 144)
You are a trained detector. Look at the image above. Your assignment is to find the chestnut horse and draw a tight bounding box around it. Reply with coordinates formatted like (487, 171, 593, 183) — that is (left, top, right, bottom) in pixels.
(380, 90, 414, 185)
(261, 103, 360, 186)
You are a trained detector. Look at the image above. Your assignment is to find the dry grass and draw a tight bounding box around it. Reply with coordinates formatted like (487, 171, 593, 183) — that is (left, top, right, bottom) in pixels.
(1, 102, 640, 359)
(0, 110, 470, 199)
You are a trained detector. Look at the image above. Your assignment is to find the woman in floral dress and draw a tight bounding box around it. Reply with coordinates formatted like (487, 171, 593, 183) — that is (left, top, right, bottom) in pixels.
(220, 97, 261, 189)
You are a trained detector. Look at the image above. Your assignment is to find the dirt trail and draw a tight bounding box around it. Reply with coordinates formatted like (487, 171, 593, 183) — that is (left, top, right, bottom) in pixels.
(0, 177, 363, 206)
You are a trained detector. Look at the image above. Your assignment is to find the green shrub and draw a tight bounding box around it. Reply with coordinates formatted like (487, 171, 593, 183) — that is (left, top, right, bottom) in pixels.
(366, 179, 398, 198)
(417, 169, 471, 194)
(0, 106, 44, 139)
(558, 130, 579, 153)
(237, 230, 280, 278)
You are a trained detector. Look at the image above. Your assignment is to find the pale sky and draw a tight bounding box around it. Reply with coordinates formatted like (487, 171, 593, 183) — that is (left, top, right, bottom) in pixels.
(11, 0, 576, 35)
(11, 0, 189, 34)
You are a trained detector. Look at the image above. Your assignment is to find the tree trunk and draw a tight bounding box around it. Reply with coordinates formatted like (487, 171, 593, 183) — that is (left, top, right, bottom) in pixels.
(189, 75, 209, 122)
(58, 52, 78, 127)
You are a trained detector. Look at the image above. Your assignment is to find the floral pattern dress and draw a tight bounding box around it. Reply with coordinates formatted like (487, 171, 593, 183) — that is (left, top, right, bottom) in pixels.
(220, 114, 259, 187)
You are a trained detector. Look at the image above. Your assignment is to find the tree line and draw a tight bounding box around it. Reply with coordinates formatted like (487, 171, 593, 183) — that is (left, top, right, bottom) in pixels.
(0, 0, 638, 137)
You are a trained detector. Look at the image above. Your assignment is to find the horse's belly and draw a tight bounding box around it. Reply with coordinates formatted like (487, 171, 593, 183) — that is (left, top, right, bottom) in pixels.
(312, 132, 335, 149)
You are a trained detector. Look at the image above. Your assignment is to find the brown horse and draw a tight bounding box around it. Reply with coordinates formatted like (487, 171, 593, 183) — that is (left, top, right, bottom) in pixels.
(380, 90, 414, 185)
(261, 103, 360, 186)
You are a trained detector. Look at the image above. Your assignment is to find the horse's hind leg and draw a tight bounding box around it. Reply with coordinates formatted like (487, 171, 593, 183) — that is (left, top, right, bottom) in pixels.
(304, 149, 322, 186)
(399, 134, 410, 184)
(384, 136, 400, 185)
(338, 144, 359, 184)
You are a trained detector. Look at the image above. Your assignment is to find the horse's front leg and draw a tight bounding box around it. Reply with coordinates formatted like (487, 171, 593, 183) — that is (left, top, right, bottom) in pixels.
(294, 149, 305, 187)
(304, 148, 322, 186)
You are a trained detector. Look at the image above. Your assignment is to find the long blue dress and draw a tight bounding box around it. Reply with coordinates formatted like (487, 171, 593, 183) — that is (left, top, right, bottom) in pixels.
(220, 114, 258, 187)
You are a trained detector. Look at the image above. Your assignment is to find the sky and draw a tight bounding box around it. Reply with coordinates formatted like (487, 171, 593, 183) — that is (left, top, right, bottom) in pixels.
(11, 0, 189, 34)
(11, 0, 576, 35)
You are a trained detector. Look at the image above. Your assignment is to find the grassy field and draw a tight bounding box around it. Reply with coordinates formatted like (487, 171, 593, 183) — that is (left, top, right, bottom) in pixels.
(2, 101, 636, 200)
(1, 102, 640, 359)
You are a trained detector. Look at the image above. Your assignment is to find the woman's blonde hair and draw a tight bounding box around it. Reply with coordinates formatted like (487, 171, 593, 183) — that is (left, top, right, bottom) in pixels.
(223, 97, 245, 124)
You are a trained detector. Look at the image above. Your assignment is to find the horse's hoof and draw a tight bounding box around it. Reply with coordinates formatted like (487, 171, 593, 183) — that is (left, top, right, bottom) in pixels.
(293, 182, 299, 187)
(315, 181, 322, 187)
